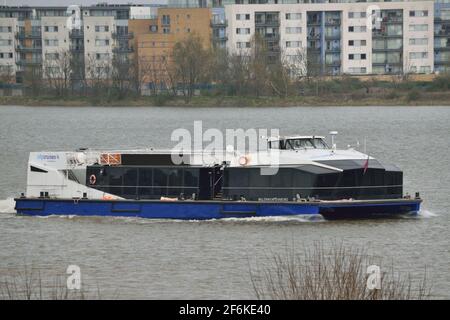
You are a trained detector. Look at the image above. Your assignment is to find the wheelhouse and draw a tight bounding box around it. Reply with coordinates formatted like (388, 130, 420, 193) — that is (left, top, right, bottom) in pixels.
(268, 136, 329, 150)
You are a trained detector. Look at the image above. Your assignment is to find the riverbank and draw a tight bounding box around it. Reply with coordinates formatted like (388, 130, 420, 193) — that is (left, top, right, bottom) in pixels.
(1, 91, 450, 107)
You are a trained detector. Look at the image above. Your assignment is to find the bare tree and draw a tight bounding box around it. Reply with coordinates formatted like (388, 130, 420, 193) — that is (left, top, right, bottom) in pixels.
(85, 53, 112, 98)
(43, 49, 73, 96)
(0, 65, 15, 84)
(22, 64, 42, 96)
(228, 51, 251, 96)
(111, 53, 135, 99)
(172, 33, 211, 102)
(248, 33, 270, 97)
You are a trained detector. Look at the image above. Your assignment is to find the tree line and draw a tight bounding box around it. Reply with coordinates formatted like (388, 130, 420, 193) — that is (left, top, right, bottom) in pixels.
(1, 32, 448, 103)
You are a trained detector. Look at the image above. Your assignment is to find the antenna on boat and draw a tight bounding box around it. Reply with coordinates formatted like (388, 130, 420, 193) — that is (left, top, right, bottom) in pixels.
(329, 131, 338, 151)
(364, 137, 367, 154)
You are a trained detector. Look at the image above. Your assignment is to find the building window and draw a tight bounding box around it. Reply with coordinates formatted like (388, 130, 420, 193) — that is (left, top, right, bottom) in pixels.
(96, 53, 109, 60)
(236, 28, 250, 35)
(419, 66, 431, 73)
(44, 39, 59, 46)
(45, 52, 59, 60)
(162, 15, 170, 25)
(285, 13, 301, 20)
(0, 52, 13, 59)
(409, 52, 428, 59)
(348, 67, 367, 74)
(95, 25, 109, 32)
(348, 39, 366, 47)
(348, 12, 366, 19)
(409, 10, 428, 17)
(236, 14, 250, 21)
(286, 27, 301, 34)
(0, 39, 12, 46)
(149, 25, 158, 33)
(95, 39, 110, 46)
(163, 27, 170, 34)
(348, 53, 366, 60)
(409, 24, 428, 32)
(409, 38, 428, 45)
(0, 26, 12, 33)
(348, 26, 367, 32)
(44, 26, 58, 32)
(236, 42, 250, 49)
(286, 41, 301, 48)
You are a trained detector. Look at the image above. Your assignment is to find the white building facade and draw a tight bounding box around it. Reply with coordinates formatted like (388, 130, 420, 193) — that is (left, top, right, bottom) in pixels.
(225, 1, 435, 75)
(0, 18, 18, 79)
(83, 16, 116, 79)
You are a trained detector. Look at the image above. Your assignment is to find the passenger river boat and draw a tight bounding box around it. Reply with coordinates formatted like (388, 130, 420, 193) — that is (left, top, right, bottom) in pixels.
(14, 134, 421, 220)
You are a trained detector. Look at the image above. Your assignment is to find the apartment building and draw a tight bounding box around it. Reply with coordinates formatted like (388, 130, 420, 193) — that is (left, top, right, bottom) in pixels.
(131, 7, 212, 93)
(0, 1, 446, 84)
(226, 1, 435, 75)
(0, 18, 17, 81)
(0, 4, 143, 83)
(435, 1, 450, 72)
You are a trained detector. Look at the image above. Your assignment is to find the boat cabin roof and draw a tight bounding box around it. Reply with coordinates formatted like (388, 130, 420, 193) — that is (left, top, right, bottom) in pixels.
(267, 136, 329, 150)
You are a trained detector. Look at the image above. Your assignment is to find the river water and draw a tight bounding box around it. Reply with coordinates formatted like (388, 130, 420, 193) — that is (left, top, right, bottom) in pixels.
(0, 105, 448, 299)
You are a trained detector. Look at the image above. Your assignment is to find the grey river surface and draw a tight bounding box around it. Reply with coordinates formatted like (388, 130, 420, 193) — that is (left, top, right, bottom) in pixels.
(0, 105, 449, 299)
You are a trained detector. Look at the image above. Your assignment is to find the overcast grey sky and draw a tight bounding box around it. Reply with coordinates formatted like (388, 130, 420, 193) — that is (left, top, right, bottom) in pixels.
(2, 0, 166, 6)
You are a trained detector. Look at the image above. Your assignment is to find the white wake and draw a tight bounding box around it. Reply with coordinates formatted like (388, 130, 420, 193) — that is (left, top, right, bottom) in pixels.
(417, 209, 439, 218)
(0, 198, 16, 215)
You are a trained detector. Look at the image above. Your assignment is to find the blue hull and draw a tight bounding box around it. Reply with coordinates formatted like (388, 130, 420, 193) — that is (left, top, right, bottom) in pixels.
(14, 198, 422, 220)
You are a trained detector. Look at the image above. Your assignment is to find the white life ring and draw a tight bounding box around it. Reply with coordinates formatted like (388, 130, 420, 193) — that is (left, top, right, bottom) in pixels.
(239, 155, 250, 166)
(89, 174, 97, 185)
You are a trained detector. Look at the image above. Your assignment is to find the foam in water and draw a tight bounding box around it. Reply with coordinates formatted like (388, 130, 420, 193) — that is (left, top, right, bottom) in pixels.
(417, 209, 439, 218)
(0, 198, 16, 214)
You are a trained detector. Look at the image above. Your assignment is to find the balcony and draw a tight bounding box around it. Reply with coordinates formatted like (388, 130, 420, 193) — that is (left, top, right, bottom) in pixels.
(212, 35, 228, 42)
(325, 19, 341, 26)
(15, 32, 41, 39)
(112, 32, 134, 39)
(372, 47, 403, 52)
(307, 20, 322, 26)
(372, 31, 402, 38)
(16, 59, 42, 66)
(325, 47, 341, 53)
(255, 19, 280, 27)
(325, 33, 341, 40)
(69, 30, 84, 38)
(211, 19, 228, 28)
(381, 16, 403, 24)
(262, 33, 280, 41)
(70, 46, 84, 52)
(326, 60, 341, 66)
(435, 60, 450, 65)
(308, 32, 321, 40)
(372, 61, 402, 66)
(16, 45, 42, 52)
(435, 29, 450, 37)
(113, 46, 134, 53)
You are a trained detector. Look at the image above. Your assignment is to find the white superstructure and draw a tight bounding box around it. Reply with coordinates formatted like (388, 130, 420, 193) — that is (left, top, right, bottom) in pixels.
(25, 135, 373, 200)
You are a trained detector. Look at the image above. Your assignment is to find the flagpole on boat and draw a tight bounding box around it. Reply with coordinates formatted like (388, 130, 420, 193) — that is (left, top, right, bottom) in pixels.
(364, 137, 367, 154)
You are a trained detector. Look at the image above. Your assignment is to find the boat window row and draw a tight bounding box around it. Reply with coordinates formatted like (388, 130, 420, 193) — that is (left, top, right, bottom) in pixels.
(86, 166, 200, 199)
